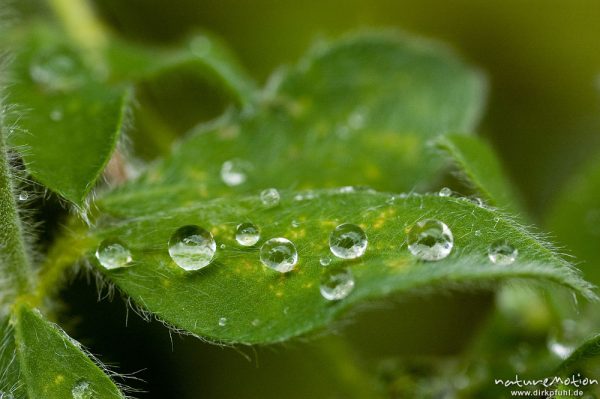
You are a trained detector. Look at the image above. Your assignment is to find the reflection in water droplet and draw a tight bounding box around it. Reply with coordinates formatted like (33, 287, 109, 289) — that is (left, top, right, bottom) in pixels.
(71, 380, 93, 399)
(488, 240, 518, 265)
(235, 222, 260, 247)
(439, 187, 452, 197)
(320, 268, 355, 301)
(320, 256, 332, 267)
(407, 219, 454, 261)
(219, 317, 227, 327)
(168, 225, 216, 271)
(95, 238, 133, 270)
(220, 159, 251, 186)
(329, 223, 368, 259)
(259, 238, 298, 273)
(260, 188, 280, 207)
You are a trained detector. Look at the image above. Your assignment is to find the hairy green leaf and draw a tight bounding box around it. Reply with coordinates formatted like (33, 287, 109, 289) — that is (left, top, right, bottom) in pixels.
(105, 32, 256, 108)
(87, 190, 594, 344)
(436, 134, 523, 213)
(546, 154, 600, 283)
(103, 31, 486, 215)
(11, 304, 124, 399)
(555, 333, 600, 375)
(5, 25, 129, 206)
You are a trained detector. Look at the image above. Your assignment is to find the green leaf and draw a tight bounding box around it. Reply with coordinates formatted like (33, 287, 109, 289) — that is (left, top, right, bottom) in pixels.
(5, 25, 129, 207)
(88, 190, 594, 344)
(436, 134, 523, 213)
(11, 304, 124, 398)
(546, 154, 600, 283)
(0, 317, 23, 397)
(105, 32, 257, 109)
(102, 31, 486, 215)
(555, 333, 600, 375)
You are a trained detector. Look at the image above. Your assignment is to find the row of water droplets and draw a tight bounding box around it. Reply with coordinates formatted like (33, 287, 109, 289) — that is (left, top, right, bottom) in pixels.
(96, 187, 519, 304)
(0, 379, 95, 399)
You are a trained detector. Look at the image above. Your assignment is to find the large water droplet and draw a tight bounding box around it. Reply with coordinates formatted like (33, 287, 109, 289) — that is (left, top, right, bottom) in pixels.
(488, 240, 518, 265)
(71, 380, 93, 399)
(407, 219, 454, 261)
(260, 188, 280, 207)
(95, 238, 133, 270)
(439, 187, 452, 197)
(30, 49, 85, 91)
(320, 256, 332, 267)
(329, 223, 368, 259)
(235, 222, 260, 247)
(168, 225, 216, 270)
(259, 238, 298, 273)
(220, 159, 251, 186)
(320, 268, 355, 301)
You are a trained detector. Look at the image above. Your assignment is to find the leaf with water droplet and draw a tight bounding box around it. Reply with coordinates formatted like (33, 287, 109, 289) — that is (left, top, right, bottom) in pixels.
(83, 190, 595, 344)
(5, 304, 124, 398)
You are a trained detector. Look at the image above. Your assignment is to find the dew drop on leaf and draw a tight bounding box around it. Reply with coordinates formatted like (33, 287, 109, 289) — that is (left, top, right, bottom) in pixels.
(95, 238, 133, 270)
(439, 187, 452, 197)
(29, 49, 85, 91)
(220, 159, 251, 186)
(18, 191, 28, 201)
(407, 219, 454, 261)
(329, 223, 368, 259)
(260, 188, 280, 207)
(488, 240, 518, 265)
(71, 379, 93, 399)
(259, 238, 298, 273)
(50, 108, 63, 122)
(168, 225, 216, 271)
(218, 317, 227, 327)
(319, 256, 332, 267)
(235, 222, 260, 247)
(320, 268, 355, 301)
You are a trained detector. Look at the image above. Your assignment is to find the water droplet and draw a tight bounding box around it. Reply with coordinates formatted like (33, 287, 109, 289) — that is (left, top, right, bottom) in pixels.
(30, 49, 85, 91)
(50, 108, 63, 121)
(547, 320, 578, 360)
(291, 220, 300, 228)
(168, 225, 216, 271)
(472, 197, 485, 207)
(235, 222, 260, 247)
(71, 380, 93, 399)
(474, 230, 482, 237)
(329, 223, 368, 259)
(319, 256, 332, 267)
(259, 238, 298, 273)
(407, 219, 454, 261)
(18, 191, 29, 201)
(219, 244, 226, 249)
(439, 187, 452, 197)
(347, 109, 366, 130)
(251, 319, 261, 326)
(338, 186, 355, 193)
(220, 159, 251, 186)
(218, 317, 227, 327)
(95, 238, 133, 270)
(260, 188, 280, 207)
(488, 240, 518, 265)
(320, 268, 355, 301)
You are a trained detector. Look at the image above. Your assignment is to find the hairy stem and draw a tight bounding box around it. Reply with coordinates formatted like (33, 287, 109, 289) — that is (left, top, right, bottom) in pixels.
(0, 123, 33, 314)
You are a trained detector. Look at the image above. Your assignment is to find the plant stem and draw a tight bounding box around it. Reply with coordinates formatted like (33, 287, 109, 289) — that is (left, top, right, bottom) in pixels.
(0, 124, 33, 315)
(46, 0, 108, 51)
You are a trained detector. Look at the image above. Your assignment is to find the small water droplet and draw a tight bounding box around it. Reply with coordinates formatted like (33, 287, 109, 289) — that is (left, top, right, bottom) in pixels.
(50, 108, 63, 121)
(488, 240, 518, 265)
(71, 379, 93, 399)
(547, 320, 578, 360)
(260, 188, 280, 207)
(218, 317, 227, 327)
(220, 159, 251, 186)
(251, 319, 261, 326)
(474, 230, 482, 237)
(291, 220, 300, 228)
(18, 191, 29, 201)
(320, 268, 355, 301)
(235, 222, 260, 246)
(95, 238, 133, 270)
(320, 256, 332, 267)
(407, 219, 454, 261)
(329, 223, 368, 259)
(439, 187, 452, 197)
(168, 225, 216, 271)
(219, 244, 226, 249)
(259, 238, 298, 273)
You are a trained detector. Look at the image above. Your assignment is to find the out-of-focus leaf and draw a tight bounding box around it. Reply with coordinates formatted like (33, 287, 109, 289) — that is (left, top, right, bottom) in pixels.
(102, 31, 486, 215)
(11, 304, 124, 398)
(436, 134, 523, 214)
(105, 32, 257, 108)
(5, 25, 129, 206)
(86, 190, 595, 344)
(555, 333, 600, 375)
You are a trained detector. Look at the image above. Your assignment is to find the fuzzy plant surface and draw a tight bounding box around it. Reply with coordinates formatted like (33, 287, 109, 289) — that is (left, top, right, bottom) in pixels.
(1, 1, 600, 398)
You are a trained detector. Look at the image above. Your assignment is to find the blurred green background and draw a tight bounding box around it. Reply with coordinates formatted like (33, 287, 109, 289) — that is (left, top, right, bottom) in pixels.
(15, 0, 600, 397)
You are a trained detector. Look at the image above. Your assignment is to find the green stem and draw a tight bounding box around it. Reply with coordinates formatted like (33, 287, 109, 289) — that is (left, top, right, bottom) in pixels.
(0, 123, 33, 314)
(46, 0, 108, 51)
